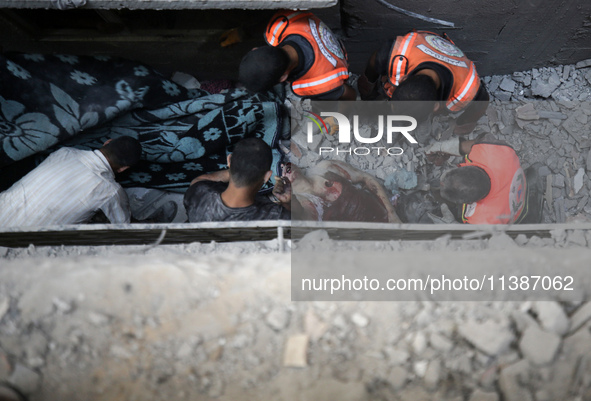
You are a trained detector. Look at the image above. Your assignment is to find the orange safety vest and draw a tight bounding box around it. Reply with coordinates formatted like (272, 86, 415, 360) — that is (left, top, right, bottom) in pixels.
(384, 31, 480, 112)
(265, 11, 349, 98)
(460, 143, 526, 224)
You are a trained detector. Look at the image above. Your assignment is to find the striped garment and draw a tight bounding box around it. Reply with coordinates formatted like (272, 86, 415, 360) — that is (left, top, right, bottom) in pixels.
(0, 148, 130, 228)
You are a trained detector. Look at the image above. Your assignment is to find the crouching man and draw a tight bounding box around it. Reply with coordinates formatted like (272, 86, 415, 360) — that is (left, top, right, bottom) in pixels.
(0, 136, 142, 227)
(183, 138, 291, 222)
(427, 133, 542, 224)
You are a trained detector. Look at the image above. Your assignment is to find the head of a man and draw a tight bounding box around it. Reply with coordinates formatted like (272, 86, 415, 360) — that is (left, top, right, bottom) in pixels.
(239, 46, 290, 93)
(440, 166, 491, 204)
(101, 136, 142, 173)
(390, 74, 439, 122)
(228, 137, 273, 189)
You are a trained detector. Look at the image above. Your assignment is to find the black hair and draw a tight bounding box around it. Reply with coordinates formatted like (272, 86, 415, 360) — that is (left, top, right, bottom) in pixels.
(390, 74, 439, 122)
(239, 46, 290, 93)
(440, 166, 491, 204)
(229, 137, 273, 188)
(101, 136, 142, 170)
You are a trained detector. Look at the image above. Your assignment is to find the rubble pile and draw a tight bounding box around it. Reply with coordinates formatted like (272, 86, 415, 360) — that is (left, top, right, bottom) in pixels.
(288, 60, 591, 224)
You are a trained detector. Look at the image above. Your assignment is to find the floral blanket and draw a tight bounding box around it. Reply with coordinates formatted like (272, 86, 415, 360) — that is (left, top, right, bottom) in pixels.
(0, 52, 288, 192)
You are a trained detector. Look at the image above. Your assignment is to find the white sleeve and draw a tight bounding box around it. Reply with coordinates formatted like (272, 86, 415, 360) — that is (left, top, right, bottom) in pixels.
(101, 187, 131, 224)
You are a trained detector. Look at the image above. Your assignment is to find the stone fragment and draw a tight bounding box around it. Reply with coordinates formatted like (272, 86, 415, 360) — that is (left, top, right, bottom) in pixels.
(514, 234, 528, 246)
(495, 91, 512, 102)
(8, 364, 40, 395)
(384, 347, 410, 365)
(562, 65, 572, 80)
(265, 306, 291, 331)
(351, 313, 369, 328)
(24, 332, 48, 368)
(488, 233, 517, 249)
(569, 301, 591, 333)
(488, 75, 502, 93)
(573, 168, 585, 194)
(553, 174, 565, 188)
(586, 148, 591, 172)
(412, 332, 427, 355)
(511, 310, 538, 333)
(519, 325, 561, 365)
(283, 334, 308, 367)
(516, 103, 538, 120)
(554, 198, 566, 223)
(537, 110, 567, 120)
(389, 366, 408, 390)
(423, 359, 442, 390)
(575, 59, 591, 69)
(429, 332, 453, 352)
(413, 360, 428, 378)
(566, 229, 587, 246)
(458, 320, 514, 356)
(498, 360, 533, 401)
(533, 301, 570, 335)
(531, 72, 561, 98)
(469, 389, 499, 401)
(499, 77, 516, 93)
(52, 297, 73, 314)
(87, 312, 110, 326)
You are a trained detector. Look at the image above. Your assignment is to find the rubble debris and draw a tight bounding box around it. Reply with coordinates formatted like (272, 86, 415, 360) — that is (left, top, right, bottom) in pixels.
(283, 334, 308, 368)
(519, 325, 561, 366)
(458, 320, 514, 356)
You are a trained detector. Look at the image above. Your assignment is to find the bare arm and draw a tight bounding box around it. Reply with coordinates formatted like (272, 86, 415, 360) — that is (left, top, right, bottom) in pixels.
(190, 169, 230, 186)
(318, 160, 402, 223)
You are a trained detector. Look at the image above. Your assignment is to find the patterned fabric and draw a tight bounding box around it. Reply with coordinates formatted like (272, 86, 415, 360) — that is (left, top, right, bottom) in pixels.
(0, 148, 130, 227)
(0, 52, 288, 193)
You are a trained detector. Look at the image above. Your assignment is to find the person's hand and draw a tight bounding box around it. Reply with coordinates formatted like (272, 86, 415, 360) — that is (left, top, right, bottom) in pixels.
(357, 73, 378, 100)
(272, 176, 292, 205)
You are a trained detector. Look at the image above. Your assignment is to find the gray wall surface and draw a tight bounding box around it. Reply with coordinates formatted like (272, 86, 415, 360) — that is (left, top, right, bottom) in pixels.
(0, 0, 590, 79)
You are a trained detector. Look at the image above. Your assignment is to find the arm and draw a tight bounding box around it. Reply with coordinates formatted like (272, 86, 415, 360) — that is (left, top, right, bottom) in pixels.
(319, 160, 402, 223)
(453, 84, 490, 135)
(338, 83, 358, 100)
(190, 169, 230, 186)
(101, 188, 132, 224)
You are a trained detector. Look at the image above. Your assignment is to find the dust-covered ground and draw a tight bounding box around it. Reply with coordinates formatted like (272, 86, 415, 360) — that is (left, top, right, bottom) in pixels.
(2, 61, 591, 401)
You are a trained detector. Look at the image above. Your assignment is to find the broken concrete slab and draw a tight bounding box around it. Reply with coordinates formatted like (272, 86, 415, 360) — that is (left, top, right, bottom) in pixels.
(533, 301, 570, 336)
(266, 306, 291, 331)
(519, 325, 561, 365)
(499, 77, 516, 93)
(573, 168, 585, 194)
(469, 389, 500, 401)
(569, 301, 591, 333)
(8, 364, 40, 395)
(531, 72, 561, 98)
(575, 59, 591, 69)
(498, 360, 533, 401)
(458, 320, 514, 356)
(283, 334, 308, 368)
(516, 103, 539, 120)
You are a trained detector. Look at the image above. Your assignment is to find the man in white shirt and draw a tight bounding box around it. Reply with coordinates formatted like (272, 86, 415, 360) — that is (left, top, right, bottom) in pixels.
(0, 136, 142, 228)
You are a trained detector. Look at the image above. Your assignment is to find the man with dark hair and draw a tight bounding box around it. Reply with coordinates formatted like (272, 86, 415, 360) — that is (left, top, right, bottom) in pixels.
(427, 133, 542, 224)
(0, 136, 142, 227)
(359, 31, 489, 134)
(238, 10, 356, 100)
(183, 137, 291, 222)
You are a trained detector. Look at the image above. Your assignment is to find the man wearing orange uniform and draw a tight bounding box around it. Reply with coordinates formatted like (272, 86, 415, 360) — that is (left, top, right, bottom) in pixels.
(359, 31, 489, 135)
(239, 10, 356, 100)
(426, 133, 541, 224)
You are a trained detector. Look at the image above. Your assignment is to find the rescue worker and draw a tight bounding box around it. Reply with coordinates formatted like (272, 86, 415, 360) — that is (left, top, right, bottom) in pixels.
(358, 31, 489, 135)
(239, 10, 356, 100)
(425, 133, 541, 224)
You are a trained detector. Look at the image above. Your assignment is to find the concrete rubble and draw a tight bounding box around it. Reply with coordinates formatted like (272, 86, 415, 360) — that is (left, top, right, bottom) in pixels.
(1, 61, 591, 400)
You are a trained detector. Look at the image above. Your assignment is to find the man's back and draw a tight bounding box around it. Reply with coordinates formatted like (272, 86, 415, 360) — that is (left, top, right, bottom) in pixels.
(0, 147, 130, 227)
(184, 181, 290, 222)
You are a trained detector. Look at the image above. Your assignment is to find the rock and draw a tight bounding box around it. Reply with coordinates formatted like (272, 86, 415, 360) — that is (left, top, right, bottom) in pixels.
(514, 234, 528, 246)
(533, 301, 570, 335)
(553, 174, 565, 188)
(498, 360, 533, 401)
(488, 233, 517, 249)
(469, 389, 500, 401)
(389, 366, 408, 390)
(566, 229, 587, 246)
(8, 364, 40, 395)
(384, 347, 410, 365)
(586, 148, 591, 172)
(413, 360, 428, 378)
(283, 334, 308, 368)
(429, 332, 453, 352)
(87, 312, 110, 326)
(575, 59, 591, 69)
(499, 77, 516, 93)
(516, 103, 539, 120)
(519, 325, 561, 365)
(531, 72, 561, 98)
(537, 110, 567, 120)
(351, 313, 369, 328)
(458, 320, 514, 356)
(488, 75, 502, 93)
(304, 310, 328, 341)
(265, 306, 291, 331)
(423, 359, 442, 390)
(24, 332, 48, 368)
(511, 310, 538, 333)
(573, 168, 585, 194)
(52, 297, 74, 314)
(569, 301, 591, 333)
(495, 91, 512, 102)
(412, 332, 427, 355)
